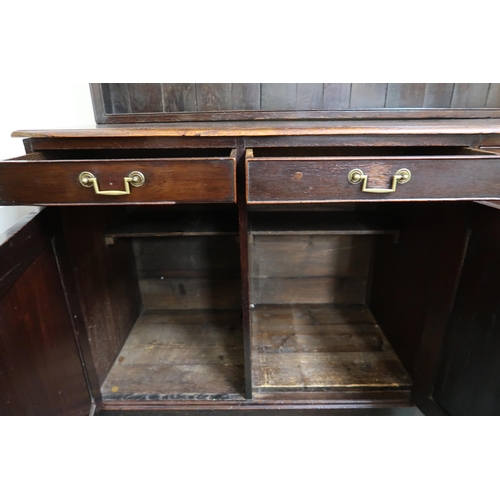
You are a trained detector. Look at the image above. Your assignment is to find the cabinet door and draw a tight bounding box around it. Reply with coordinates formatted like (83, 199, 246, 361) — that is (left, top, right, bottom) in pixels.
(0, 208, 92, 415)
(415, 202, 500, 415)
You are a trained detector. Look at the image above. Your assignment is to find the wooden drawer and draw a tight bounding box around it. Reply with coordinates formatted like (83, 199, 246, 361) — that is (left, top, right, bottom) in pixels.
(0, 149, 236, 205)
(246, 147, 500, 203)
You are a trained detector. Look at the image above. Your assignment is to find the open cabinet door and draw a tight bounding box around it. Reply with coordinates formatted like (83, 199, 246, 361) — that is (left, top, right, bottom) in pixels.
(416, 202, 500, 415)
(0, 208, 93, 415)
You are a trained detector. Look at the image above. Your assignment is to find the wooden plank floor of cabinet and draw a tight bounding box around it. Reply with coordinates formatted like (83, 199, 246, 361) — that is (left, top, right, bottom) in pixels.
(251, 304, 412, 395)
(101, 310, 245, 401)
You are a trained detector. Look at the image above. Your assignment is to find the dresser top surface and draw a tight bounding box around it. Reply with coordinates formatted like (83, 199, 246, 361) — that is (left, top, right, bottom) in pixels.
(12, 119, 500, 139)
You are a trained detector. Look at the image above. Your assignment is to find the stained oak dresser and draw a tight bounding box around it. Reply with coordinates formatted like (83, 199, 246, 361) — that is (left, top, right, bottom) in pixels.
(2, 83, 500, 415)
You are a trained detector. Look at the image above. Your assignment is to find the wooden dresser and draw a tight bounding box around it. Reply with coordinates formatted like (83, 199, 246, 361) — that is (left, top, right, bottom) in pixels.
(2, 84, 500, 415)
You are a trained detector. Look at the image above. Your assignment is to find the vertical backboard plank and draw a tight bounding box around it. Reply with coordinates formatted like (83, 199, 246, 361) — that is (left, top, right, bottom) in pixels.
(196, 83, 232, 111)
(108, 83, 131, 113)
(296, 83, 324, 110)
(232, 83, 260, 110)
(161, 84, 197, 112)
(486, 83, 500, 107)
(451, 83, 490, 107)
(128, 84, 163, 113)
(99, 84, 113, 114)
(350, 83, 387, 108)
(261, 83, 297, 110)
(323, 83, 352, 109)
(386, 83, 426, 108)
(423, 83, 455, 108)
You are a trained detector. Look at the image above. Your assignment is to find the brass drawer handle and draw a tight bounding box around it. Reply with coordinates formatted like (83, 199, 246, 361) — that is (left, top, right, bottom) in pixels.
(79, 171, 145, 196)
(348, 168, 411, 193)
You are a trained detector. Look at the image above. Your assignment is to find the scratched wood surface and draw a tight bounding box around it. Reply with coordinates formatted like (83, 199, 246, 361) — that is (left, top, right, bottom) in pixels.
(251, 304, 412, 392)
(13, 118, 500, 138)
(101, 310, 245, 400)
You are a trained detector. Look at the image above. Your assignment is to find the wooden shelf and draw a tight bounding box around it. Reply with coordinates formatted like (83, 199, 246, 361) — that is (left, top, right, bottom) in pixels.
(251, 304, 412, 395)
(106, 209, 239, 238)
(102, 310, 245, 401)
(249, 211, 399, 236)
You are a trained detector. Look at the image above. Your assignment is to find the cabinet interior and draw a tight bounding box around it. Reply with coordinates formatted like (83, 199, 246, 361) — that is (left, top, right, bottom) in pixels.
(248, 205, 410, 399)
(99, 205, 245, 401)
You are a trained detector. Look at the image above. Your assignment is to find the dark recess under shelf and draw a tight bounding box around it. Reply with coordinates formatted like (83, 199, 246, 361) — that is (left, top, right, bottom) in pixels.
(249, 211, 400, 236)
(106, 208, 239, 238)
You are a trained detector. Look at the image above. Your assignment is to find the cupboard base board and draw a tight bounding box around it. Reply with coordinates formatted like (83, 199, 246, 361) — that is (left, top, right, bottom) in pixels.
(101, 309, 245, 401)
(252, 304, 412, 393)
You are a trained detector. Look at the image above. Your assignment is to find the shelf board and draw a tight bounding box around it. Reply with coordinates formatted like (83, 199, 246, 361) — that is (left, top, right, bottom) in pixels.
(106, 209, 239, 238)
(102, 309, 245, 401)
(249, 211, 399, 236)
(251, 304, 412, 394)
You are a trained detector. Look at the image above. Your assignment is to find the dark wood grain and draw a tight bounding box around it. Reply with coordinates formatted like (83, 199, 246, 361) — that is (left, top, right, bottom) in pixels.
(133, 235, 241, 276)
(98, 83, 113, 114)
(128, 83, 163, 113)
(161, 84, 197, 112)
(236, 138, 253, 398)
(0, 154, 237, 205)
(432, 204, 500, 415)
(60, 207, 142, 386)
(196, 83, 232, 111)
(0, 208, 45, 298)
(109, 83, 132, 113)
(91, 82, 500, 123)
(94, 109, 500, 123)
(51, 213, 102, 405)
(97, 109, 500, 123)
(90, 82, 108, 120)
(24, 134, 481, 153)
(129, 83, 163, 113)
(231, 83, 260, 110)
(94, 83, 131, 114)
(370, 203, 470, 390)
(28, 137, 238, 150)
(0, 210, 91, 415)
(246, 155, 500, 203)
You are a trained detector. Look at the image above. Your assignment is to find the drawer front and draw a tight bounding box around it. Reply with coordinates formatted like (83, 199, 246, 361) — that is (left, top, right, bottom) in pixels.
(247, 157, 500, 203)
(0, 157, 236, 205)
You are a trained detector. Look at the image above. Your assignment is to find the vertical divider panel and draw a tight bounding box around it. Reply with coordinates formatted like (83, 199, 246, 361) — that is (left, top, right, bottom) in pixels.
(237, 139, 253, 399)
